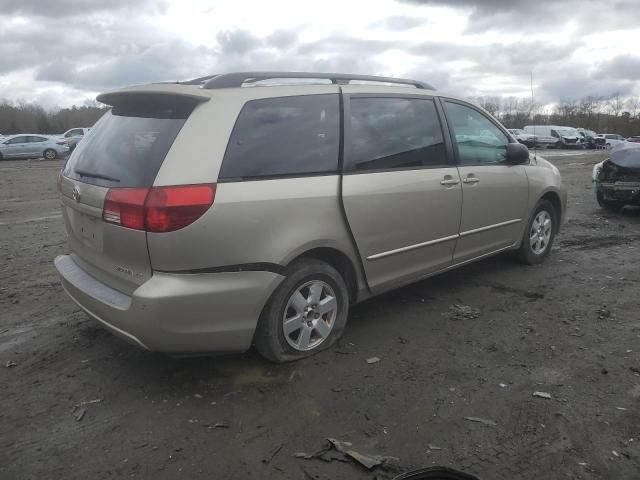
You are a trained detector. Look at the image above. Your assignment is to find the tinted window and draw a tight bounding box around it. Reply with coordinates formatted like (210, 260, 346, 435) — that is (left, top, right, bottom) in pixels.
(220, 94, 339, 180)
(64, 101, 192, 188)
(29, 136, 48, 142)
(349, 97, 447, 171)
(445, 102, 509, 165)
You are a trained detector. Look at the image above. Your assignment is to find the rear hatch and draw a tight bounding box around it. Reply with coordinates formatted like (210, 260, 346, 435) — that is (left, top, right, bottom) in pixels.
(59, 96, 201, 294)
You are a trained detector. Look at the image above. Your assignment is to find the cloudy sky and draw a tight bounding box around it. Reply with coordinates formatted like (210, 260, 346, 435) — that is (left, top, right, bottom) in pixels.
(0, 0, 639, 109)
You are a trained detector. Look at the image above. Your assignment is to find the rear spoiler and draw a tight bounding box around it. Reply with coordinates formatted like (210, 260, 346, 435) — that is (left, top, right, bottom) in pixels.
(97, 84, 210, 107)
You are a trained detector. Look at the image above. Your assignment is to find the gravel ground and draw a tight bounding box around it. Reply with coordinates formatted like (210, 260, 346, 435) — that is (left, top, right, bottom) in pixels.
(1, 151, 639, 480)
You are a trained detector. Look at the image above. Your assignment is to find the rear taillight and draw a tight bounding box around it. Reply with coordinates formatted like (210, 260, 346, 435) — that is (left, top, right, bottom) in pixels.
(56, 141, 66, 145)
(102, 184, 216, 233)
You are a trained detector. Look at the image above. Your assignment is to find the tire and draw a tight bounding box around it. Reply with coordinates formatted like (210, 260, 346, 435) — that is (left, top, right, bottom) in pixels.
(43, 149, 57, 160)
(254, 258, 349, 363)
(597, 191, 624, 213)
(517, 199, 557, 265)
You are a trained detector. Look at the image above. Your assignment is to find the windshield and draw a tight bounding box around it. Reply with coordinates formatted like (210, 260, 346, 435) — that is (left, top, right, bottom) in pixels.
(63, 102, 192, 188)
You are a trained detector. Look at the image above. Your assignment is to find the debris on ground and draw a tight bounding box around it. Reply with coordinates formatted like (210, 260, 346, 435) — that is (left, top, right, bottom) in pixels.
(427, 444, 442, 451)
(447, 304, 480, 320)
(366, 357, 381, 364)
(193, 393, 203, 399)
(5, 360, 17, 368)
(295, 438, 399, 471)
(463, 416, 497, 426)
(533, 391, 552, 399)
(596, 307, 612, 320)
(629, 366, 640, 376)
(73, 407, 86, 422)
(262, 444, 283, 464)
(498, 383, 508, 388)
(201, 422, 229, 430)
(76, 398, 102, 407)
(397, 337, 409, 344)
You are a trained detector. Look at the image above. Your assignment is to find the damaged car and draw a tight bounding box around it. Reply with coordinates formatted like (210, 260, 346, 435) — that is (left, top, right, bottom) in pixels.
(593, 143, 640, 212)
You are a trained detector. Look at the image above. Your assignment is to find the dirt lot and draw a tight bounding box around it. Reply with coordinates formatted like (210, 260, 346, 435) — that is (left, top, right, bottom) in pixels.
(1, 150, 639, 480)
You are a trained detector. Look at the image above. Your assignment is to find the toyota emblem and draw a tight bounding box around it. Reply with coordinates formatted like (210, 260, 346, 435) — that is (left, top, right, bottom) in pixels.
(72, 185, 81, 203)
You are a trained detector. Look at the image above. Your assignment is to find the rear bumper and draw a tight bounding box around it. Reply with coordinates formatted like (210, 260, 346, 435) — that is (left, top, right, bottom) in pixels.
(55, 255, 284, 353)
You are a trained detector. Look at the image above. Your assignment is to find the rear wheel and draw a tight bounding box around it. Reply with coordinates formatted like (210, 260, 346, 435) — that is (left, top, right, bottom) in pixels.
(254, 258, 349, 363)
(43, 149, 57, 160)
(517, 199, 557, 265)
(597, 191, 624, 213)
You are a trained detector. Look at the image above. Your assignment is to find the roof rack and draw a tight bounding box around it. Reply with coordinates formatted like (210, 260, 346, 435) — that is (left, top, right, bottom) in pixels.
(198, 72, 434, 90)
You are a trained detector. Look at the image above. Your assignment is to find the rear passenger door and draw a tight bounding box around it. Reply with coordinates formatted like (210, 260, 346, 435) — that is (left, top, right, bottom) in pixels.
(341, 92, 462, 292)
(441, 100, 529, 264)
(28, 136, 48, 155)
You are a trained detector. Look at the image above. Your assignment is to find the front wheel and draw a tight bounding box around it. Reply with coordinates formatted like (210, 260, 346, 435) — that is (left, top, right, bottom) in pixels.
(254, 258, 349, 363)
(43, 149, 57, 160)
(517, 200, 557, 265)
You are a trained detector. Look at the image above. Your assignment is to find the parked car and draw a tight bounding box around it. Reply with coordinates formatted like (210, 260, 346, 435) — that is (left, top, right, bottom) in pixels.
(0, 134, 69, 160)
(60, 127, 91, 152)
(54, 72, 566, 362)
(523, 125, 584, 148)
(593, 142, 640, 212)
(626, 136, 640, 144)
(508, 128, 537, 147)
(596, 133, 627, 148)
(577, 128, 597, 149)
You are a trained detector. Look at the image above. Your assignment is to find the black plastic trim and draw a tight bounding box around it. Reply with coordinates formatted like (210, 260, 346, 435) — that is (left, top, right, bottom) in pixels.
(157, 263, 285, 275)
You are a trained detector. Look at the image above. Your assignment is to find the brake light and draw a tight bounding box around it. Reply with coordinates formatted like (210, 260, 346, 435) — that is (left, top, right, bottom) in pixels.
(102, 184, 216, 233)
(56, 141, 66, 145)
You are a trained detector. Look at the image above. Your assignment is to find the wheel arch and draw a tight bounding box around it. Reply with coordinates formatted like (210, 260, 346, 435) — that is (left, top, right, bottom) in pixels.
(286, 247, 360, 304)
(540, 191, 562, 232)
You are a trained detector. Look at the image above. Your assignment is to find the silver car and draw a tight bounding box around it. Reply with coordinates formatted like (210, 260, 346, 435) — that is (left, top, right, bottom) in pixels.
(55, 72, 566, 362)
(0, 134, 69, 160)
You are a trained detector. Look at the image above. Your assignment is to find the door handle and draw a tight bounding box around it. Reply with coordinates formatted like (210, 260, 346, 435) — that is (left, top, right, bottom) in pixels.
(440, 178, 460, 186)
(463, 177, 480, 184)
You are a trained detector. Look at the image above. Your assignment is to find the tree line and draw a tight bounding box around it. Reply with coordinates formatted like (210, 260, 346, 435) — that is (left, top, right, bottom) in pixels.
(1, 93, 640, 137)
(0, 101, 108, 135)
(470, 93, 640, 137)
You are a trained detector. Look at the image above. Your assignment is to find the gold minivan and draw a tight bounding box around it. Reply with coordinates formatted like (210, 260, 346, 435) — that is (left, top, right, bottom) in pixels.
(55, 72, 566, 362)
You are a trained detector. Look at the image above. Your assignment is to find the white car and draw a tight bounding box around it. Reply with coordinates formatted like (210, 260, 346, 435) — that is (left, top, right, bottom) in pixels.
(596, 134, 626, 148)
(523, 125, 584, 148)
(60, 127, 92, 152)
(508, 129, 537, 146)
(0, 134, 70, 160)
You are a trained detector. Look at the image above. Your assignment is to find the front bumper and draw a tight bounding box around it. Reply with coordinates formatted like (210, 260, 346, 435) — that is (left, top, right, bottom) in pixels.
(55, 254, 284, 353)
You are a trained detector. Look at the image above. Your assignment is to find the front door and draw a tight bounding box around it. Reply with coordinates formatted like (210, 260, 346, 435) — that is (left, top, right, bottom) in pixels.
(4, 136, 30, 158)
(341, 91, 462, 292)
(442, 100, 529, 264)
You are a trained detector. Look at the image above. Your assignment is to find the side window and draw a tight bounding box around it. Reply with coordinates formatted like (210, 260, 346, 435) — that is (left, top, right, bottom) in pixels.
(8, 136, 27, 144)
(348, 97, 447, 171)
(220, 94, 339, 180)
(70, 129, 84, 136)
(551, 130, 559, 138)
(29, 136, 47, 142)
(445, 101, 509, 165)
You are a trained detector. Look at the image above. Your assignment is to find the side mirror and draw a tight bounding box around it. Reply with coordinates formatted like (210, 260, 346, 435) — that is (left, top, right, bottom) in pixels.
(505, 142, 530, 164)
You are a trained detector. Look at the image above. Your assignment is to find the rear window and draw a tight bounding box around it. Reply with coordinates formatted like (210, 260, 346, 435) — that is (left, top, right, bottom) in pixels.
(219, 94, 340, 180)
(63, 101, 192, 188)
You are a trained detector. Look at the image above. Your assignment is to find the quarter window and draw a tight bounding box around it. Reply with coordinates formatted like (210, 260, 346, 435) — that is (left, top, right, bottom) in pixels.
(445, 101, 509, 165)
(348, 97, 447, 171)
(220, 94, 340, 180)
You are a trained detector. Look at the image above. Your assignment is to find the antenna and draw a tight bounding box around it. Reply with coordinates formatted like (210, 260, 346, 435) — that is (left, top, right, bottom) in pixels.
(531, 71, 537, 161)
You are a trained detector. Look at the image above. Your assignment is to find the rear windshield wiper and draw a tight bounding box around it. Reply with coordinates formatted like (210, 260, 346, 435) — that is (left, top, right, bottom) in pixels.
(75, 169, 121, 183)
